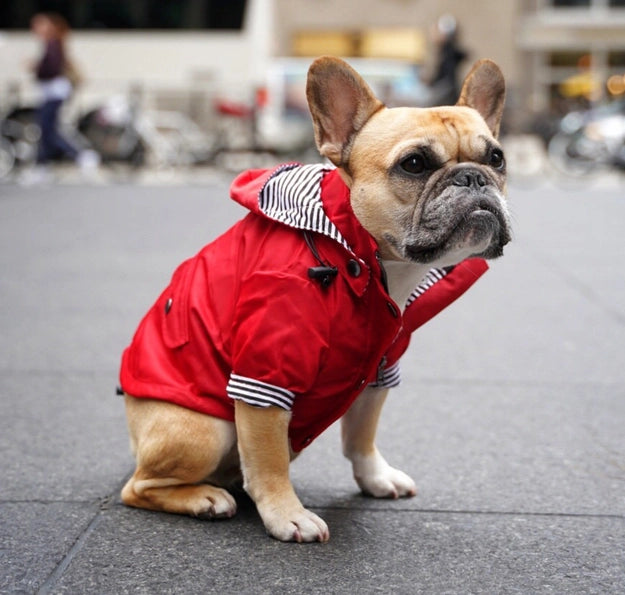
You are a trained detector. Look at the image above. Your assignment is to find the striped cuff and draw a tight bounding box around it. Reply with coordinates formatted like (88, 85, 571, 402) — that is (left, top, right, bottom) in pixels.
(368, 362, 401, 389)
(227, 373, 295, 411)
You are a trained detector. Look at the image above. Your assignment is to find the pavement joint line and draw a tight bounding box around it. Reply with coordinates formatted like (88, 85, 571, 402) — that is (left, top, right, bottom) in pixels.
(2, 495, 623, 523)
(35, 511, 104, 595)
(310, 506, 625, 521)
(3, 497, 623, 523)
(33, 477, 130, 595)
(0, 499, 100, 505)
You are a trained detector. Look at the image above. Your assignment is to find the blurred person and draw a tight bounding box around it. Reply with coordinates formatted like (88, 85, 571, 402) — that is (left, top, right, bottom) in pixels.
(24, 12, 98, 183)
(427, 14, 468, 106)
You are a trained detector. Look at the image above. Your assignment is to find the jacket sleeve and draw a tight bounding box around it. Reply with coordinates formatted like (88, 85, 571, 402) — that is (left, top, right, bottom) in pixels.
(227, 271, 330, 410)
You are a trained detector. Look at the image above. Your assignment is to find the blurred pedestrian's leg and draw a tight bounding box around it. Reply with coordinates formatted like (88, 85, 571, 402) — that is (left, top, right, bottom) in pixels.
(37, 98, 78, 164)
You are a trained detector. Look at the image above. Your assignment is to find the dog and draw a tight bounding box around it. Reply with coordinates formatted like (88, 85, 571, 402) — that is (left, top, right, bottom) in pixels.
(119, 56, 510, 543)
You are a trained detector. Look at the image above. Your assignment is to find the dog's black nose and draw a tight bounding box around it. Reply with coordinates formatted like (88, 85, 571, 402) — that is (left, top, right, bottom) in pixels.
(452, 169, 486, 189)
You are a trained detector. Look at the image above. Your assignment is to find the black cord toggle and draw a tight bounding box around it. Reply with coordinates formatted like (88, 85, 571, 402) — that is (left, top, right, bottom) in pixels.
(303, 230, 337, 288)
(308, 265, 338, 288)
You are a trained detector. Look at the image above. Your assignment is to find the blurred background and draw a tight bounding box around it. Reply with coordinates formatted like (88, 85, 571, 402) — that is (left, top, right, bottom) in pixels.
(1, 0, 624, 182)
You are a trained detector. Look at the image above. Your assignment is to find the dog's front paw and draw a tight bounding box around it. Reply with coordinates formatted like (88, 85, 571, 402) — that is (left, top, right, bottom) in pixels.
(352, 450, 417, 499)
(258, 502, 329, 543)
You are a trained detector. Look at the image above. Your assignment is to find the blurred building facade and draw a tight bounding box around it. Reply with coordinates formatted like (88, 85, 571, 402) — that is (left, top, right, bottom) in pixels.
(519, 0, 625, 113)
(1, 0, 624, 123)
(276, 0, 625, 120)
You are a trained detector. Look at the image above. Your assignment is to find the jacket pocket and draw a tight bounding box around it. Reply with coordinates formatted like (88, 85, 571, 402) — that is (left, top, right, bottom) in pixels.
(161, 257, 197, 349)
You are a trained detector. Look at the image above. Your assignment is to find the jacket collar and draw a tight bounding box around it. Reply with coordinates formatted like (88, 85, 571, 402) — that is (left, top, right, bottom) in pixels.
(257, 163, 381, 258)
(258, 163, 350, 250)
(258, 164, 379, 296)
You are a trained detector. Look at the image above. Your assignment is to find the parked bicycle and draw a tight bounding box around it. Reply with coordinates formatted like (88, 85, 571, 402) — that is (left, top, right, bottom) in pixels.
(548, 100, 625, 177)
(0, 105, 40, 178)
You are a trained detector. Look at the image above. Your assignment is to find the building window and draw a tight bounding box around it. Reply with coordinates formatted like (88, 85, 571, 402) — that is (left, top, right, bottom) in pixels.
(608, 50, 625, 67)
(551, 0, 591, 6)
(0, 0, 248, 30)
(550, 0, 625, 6)
(549, 51, 592, 68)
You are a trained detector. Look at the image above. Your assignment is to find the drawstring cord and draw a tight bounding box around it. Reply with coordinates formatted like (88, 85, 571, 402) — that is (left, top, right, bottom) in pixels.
(303, 231, 338, 289)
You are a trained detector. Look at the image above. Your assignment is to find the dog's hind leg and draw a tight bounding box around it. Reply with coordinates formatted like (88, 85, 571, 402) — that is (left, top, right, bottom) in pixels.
(121, 395, 239, 519)
(341, 386, 417, 498)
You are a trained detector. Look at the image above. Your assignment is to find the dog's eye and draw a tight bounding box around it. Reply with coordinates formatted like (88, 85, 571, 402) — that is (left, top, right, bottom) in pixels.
(489, 148, 505, 170)
(400, 154, 426, 175)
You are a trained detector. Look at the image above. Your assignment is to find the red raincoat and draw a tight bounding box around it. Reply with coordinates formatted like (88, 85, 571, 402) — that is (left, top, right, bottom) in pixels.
(120, 164, 487, 451)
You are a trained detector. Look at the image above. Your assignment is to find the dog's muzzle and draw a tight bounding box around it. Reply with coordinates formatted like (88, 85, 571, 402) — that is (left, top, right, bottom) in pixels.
(403, 166, 511, 263)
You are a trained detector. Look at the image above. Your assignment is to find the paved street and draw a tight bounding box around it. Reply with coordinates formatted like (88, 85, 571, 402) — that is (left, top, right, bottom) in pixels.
(1, 171, 624, 594)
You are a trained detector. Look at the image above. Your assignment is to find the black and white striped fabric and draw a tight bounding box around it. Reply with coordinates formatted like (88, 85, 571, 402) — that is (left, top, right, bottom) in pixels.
(259, 163, 351, 252)
(405, 267, 449, 309)
(227, 373, 295, 411)
(368, 361, 401, 389)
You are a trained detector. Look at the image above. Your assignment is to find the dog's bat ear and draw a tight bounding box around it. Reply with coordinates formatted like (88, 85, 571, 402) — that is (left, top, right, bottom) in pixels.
(457, 59, 506, 138)
(307, 56, 384, 167)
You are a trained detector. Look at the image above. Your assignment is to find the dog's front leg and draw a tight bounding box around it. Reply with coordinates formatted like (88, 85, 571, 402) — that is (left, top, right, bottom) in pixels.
(234, 400, 329, 542)
(341, 386, 417, 498)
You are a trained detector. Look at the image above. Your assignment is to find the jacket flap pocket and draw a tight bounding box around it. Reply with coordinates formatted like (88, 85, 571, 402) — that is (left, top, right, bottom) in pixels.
(161, 258, 197, 348)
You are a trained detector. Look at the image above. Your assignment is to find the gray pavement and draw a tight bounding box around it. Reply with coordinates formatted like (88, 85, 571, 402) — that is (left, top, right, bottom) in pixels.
(1, 172, 624, 594)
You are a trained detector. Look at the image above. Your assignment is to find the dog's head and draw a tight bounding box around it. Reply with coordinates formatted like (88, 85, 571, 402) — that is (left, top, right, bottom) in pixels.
(307, 57, 511, 267)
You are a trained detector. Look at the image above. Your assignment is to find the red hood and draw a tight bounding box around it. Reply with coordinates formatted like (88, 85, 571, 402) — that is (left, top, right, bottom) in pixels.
(229, 163, 357, 254)
(230, 164, 296, 215)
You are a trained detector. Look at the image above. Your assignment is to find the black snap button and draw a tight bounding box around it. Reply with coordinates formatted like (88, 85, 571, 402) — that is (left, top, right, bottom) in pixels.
(303, 436, 313, 446)
(347, 259, 361, 277)
(165, 297, 173, 314)
(386, 301, 399, 318)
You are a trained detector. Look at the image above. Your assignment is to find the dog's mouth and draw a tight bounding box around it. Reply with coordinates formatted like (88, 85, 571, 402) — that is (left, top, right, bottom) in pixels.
(399, 193, 511, 264)
(463, 202, 504, 235)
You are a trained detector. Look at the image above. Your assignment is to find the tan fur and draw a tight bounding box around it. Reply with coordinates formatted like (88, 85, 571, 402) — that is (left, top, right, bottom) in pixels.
(122, 397, 239, 518)
(341, 386, 416, 499)
(123, 57, 508, 542)
(348, 107, 504, 263)
(234, 400, 328, 542)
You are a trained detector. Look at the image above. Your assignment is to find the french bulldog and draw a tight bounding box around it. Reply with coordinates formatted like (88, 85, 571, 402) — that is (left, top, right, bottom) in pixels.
(120, 56, 510, 543)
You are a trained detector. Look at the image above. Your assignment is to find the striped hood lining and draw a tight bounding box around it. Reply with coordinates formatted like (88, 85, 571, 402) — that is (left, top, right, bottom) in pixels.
(258, 163, 351, 252)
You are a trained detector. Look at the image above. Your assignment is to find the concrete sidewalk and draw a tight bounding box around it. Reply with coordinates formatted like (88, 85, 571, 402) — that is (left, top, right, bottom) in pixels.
(1, 176, 624, 594)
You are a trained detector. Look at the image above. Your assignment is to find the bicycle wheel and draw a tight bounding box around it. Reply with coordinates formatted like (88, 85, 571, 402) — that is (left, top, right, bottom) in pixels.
(548, 131, 602, 178)
(0, 138, 15, 179)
